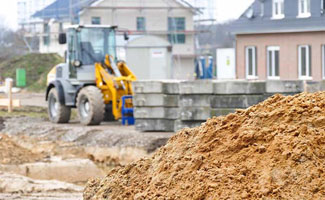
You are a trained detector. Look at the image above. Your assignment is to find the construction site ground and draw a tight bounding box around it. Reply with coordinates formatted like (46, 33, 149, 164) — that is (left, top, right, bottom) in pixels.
(0, 92, 174, 200)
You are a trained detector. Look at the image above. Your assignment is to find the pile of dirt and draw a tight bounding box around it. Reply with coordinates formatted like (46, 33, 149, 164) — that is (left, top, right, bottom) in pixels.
(0, 134, 44, 165)
(84, 92, 325, 200)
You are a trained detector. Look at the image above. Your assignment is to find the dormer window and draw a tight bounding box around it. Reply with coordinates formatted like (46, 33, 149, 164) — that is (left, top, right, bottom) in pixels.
(298, 0, 311, 18)
(272, 0, 285, 19)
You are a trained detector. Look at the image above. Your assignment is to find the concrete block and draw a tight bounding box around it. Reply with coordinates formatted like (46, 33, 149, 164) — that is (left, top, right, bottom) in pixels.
(133, 80, 180, 94)
(180, 107, 211, 121)
(213, 81, 266, 94)
(133, 94, 179, 107)
(163, 81, 180, 94)
(210, 95, 266, 108)
(174, 120, 205, 132)
(135, 119, 175, 132)
(211, 108, 237, 117)
(134, 107, 179, 119)
(266, 80, 304, 93)
(179, 80, 213, 94)
(305, 81, 321, 93)
(133, 81, 164, 94)
(320, 81, 325, 91)
(179, 95, 211, 107)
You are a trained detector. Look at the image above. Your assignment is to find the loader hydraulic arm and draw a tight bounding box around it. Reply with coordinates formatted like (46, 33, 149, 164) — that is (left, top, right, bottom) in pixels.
(95, 55, 136, 120)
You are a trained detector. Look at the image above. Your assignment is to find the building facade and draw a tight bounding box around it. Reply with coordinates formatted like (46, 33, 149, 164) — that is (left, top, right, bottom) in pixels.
(79, 0, 196, 79)
(32, 0, 197, 80)
(232, 0, 325, 81)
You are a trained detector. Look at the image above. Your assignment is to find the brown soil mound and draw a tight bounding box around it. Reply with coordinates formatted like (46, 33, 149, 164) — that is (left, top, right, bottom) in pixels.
(84, 92, 325, 200)
(0, 134, 44, 165)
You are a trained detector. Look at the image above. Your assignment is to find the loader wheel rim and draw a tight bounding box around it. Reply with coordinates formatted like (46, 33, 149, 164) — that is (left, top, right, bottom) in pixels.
(49, 94, 58, 117)
(80, 97, 90, 118)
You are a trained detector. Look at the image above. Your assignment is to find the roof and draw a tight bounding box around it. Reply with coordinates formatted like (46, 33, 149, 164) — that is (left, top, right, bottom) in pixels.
(33, 0, 199, 22)
(32, 0, 95, 20)
(84, 0, 200, 14)
(175, 0, 201, 14)
(231, 0, 325, 35)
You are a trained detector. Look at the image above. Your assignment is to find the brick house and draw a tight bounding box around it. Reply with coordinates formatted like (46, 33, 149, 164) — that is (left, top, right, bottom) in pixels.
(232, 0, 325, 81)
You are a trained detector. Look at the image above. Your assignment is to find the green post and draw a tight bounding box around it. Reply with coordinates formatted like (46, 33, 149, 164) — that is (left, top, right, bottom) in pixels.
(16, 68, 26, 87)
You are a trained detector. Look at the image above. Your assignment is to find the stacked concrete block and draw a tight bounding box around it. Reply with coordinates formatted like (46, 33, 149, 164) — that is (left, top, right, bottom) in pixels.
(133, 80, 324, 133)
(211, 81, 267, 118)
(133, 81, 180, 132)
(266, 80, 304, 95)
(176, 80, 213, 130)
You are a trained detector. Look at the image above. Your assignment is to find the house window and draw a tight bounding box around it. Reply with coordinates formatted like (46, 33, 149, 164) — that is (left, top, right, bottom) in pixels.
(137, 17, 146, 31)
(322, 45, 325, 80)
(245, 46, 257, 79)
(91, 17, 101, 25)
(43, 23, 50, 46)
(322, 0, 325, 13)
(168, 17, 186, 44)
(267, 46, 280, 79)
(298, 0, 311, 17)
(272, 0, 285, 19)
(298, 45, 312, 79)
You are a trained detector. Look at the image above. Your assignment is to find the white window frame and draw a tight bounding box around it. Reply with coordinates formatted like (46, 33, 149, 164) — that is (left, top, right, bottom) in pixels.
(272, 0, 285, 19)
(298, 45, 312, 80)
(245, 46, 258, 79)
(322, 44, 325, 80)
(267, 46, 280, 80)
(298, 0, 311, 18)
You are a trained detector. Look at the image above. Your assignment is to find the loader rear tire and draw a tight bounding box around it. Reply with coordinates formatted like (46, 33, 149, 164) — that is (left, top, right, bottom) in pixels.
(48, 88, 71, 123)
(77, 86, 105, 126)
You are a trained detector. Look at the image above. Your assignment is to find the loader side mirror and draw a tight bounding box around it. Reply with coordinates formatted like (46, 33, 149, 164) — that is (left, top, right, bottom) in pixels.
(124, 32, 129, 41)
(58, 33, 67, 44)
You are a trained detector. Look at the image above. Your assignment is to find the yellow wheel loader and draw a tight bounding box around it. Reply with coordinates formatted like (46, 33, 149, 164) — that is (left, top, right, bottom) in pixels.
(46, 25, 136, 125)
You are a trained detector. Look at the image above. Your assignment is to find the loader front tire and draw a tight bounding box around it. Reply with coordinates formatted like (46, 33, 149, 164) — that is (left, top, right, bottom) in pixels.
(77, 86, 105, 126)
(48, 88, 71, 123)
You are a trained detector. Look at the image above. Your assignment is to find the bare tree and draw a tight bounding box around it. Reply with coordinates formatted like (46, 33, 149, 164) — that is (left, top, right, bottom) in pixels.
(0, 17, 29, 61)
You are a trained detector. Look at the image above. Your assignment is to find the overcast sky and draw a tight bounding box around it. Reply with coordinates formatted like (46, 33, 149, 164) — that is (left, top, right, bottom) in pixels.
(0, 0, 253, 30)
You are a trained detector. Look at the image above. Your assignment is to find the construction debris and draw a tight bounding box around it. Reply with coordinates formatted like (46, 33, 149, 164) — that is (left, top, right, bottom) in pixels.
(84, 92, 325, 199)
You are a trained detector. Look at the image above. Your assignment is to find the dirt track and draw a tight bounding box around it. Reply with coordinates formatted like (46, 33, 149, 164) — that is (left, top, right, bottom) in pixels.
(2, 116, 173, 152)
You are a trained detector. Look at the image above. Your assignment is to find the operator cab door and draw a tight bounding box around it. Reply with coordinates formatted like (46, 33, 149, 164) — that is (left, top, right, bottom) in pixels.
(67, 29, 77, 79)
(67, 29, 96, 83)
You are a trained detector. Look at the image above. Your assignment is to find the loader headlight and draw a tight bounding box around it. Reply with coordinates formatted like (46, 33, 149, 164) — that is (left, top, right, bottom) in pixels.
(73, 60, 82, 67)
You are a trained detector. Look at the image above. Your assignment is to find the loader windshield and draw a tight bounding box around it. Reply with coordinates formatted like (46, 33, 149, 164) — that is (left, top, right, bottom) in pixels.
(77, 27, 116, 65)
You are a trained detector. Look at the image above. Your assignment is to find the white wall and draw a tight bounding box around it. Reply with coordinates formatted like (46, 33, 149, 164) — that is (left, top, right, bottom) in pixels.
(39, 22, 69, 57)
(79, 0, 196, 80)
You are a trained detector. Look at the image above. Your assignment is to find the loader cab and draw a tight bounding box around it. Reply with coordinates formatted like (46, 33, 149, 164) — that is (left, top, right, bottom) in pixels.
(59, 25, 117, 81)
